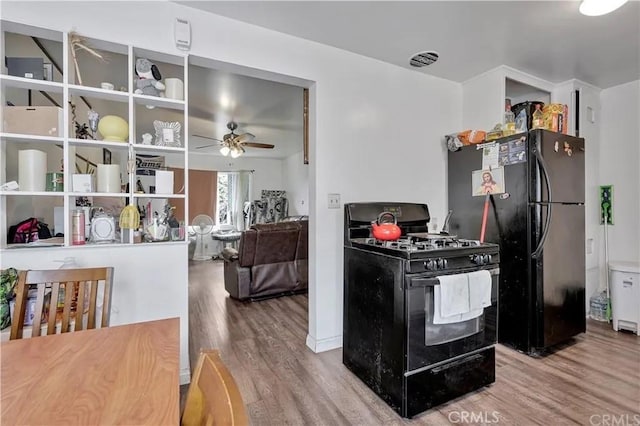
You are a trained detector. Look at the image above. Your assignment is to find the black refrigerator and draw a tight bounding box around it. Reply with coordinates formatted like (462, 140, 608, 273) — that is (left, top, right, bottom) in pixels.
(447, 129, 586, 354)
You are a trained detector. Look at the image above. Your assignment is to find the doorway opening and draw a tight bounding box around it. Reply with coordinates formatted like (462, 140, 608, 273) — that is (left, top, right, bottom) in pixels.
(185, 54, 314, 369)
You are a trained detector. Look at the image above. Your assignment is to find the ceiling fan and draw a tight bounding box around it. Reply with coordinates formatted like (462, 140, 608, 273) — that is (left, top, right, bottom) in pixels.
(194, 121, 275, 158)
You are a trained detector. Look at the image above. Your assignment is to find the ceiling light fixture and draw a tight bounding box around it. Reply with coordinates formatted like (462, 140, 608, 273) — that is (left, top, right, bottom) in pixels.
(230, 146, 242, 158)
(219, 139, 245, 158)
(579, 0, 628, 16)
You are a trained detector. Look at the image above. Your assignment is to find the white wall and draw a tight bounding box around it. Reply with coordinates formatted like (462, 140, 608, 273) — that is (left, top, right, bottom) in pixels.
(0, 243, 190, 382)
(1, 1, 462, 354)
(599, 80, 640, 267)
(185, 153, 284, 202)
(282, 151, 309, 216)
(552, 79, 603, 308)
(462, 67, 505, 131)
(462, 65, 556, 133)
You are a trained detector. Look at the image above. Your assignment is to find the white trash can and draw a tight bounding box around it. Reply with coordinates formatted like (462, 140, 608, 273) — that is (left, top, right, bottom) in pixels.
(609, 261, 640, 335)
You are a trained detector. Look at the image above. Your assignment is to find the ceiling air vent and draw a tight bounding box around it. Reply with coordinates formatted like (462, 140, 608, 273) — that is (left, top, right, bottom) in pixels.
(409, 51, 439, 68)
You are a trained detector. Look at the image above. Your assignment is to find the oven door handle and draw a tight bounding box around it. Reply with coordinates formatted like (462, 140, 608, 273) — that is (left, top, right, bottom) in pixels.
(408, 267, 500, 288)
(431, 354, 483, 373)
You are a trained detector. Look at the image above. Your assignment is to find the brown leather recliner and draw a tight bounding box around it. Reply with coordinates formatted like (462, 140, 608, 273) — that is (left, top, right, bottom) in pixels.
(222, 221, 308, 300)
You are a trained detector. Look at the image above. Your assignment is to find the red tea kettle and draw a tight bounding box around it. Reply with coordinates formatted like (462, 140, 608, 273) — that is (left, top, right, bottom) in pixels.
(371, 212, 402, 241)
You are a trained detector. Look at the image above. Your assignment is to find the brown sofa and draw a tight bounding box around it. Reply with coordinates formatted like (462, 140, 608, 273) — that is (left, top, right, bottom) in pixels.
(222, 220, 308, 300)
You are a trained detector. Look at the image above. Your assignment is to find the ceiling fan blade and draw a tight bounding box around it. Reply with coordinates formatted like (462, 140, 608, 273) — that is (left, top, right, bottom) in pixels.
(235, 132, 255, 141)
(194, 143, 222, 150)
(192, 134, 223, 142)
(241, 142, 275, 149)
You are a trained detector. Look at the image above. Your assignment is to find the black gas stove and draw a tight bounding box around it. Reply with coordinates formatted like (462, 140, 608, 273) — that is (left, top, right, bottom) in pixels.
(343, 202, 499, 418)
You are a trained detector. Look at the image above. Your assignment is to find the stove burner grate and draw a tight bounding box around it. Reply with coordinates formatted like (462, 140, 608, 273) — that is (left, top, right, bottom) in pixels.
(363, 236, 481, 252)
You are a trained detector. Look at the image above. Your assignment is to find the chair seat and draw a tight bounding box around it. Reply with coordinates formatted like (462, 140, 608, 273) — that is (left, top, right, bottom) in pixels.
(212, 231, 241, 242)
(181, 350, 248, 425)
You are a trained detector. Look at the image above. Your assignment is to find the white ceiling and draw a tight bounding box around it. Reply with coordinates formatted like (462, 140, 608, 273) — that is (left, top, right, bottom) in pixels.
(188, 64, 304, 159)
(181, 0, 640, 90)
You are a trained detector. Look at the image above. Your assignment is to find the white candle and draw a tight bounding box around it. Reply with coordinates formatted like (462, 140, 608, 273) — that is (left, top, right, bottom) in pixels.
(97, 164, 121, 193)
(18, 149, 47, 191)
(164, 78, 184, 100)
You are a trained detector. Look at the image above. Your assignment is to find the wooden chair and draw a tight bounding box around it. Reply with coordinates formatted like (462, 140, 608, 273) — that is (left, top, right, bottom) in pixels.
(182, 350, 249, 426)
(10, 267, 114, 340)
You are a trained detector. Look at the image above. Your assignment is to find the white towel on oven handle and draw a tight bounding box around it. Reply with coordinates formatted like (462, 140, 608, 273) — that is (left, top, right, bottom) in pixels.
(437, 273, 470, 318)
(433, 285, 483, 324)
(468, 270, 492, 311)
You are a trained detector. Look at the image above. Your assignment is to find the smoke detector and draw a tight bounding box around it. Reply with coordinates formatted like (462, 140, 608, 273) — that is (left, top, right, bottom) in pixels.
(409, 51, 439, 68)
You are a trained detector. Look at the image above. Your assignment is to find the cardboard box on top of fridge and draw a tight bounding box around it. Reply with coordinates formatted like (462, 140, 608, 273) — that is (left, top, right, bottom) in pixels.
(543, 104, 568, 134)
(3, 106, 64, 137)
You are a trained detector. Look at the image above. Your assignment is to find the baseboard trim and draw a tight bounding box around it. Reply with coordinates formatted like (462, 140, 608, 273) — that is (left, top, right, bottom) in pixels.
(180, 367, 191, 385)
(306, 334, 342, 353)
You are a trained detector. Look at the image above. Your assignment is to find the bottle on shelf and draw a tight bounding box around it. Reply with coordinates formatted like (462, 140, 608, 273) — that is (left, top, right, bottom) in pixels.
(71, 209, 86, 245)
(503, 98, 516, 136)
(532, 104, 544, 129)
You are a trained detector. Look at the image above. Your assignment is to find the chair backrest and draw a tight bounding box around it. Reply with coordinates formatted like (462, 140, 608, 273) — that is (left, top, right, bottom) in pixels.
(10, 267, 114, 340)
(181, 350, 248, 426)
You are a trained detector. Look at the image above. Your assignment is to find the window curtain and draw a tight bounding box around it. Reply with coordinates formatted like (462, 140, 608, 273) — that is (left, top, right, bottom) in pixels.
(168, 168, 217, 223)
(229, 171, 252, 231)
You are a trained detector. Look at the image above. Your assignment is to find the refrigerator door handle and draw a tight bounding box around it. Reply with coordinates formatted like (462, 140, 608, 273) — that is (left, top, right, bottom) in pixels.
(532, 147, 553, 259)
(533, 144, 553, 204)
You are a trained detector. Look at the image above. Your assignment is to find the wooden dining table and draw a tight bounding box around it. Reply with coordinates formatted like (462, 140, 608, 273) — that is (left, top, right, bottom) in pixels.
(1, 317, 180, 425)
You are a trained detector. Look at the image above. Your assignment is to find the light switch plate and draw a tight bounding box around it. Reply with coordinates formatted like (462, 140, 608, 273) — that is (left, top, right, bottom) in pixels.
(328, 193, 341, 209)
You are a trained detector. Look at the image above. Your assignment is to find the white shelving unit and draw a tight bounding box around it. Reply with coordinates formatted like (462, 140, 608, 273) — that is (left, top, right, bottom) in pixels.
(0, 74, 64, 92)
(0, 21, 189, 250)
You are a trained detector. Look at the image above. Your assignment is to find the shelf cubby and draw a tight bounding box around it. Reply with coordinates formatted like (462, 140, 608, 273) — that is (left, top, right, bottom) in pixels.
(133, 193, 185, 199)
(0, 75, 64, 93)
(132, 143, 186, 153)
(68, 84, 129, 103)
(0, 133, 64, 144)
(68, 138, 130, 151)
(1, 22, 188, 250)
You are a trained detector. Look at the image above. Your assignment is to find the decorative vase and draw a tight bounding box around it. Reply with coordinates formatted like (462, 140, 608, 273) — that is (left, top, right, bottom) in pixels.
(98, 115, 128, 142)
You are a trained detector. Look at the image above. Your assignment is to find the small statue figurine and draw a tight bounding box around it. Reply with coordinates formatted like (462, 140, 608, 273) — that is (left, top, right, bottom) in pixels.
(134, 58, 164, 97)
(75, 122, 91, 139)
(88, 110, 99, 139)
(141, 133, 153, 145)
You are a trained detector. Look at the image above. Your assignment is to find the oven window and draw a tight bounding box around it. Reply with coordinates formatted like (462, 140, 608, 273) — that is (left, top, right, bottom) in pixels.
(423, 286, 483, 346)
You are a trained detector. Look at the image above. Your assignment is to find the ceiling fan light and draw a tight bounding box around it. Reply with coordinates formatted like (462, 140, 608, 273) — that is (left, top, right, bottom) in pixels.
(220, 146, 230, 156)
(230, 147, 242, 158)
(579, 0, 628, 16)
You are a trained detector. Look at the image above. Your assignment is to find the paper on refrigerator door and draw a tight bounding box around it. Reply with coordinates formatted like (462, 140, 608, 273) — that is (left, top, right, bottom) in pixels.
(481, 143, 499, 170)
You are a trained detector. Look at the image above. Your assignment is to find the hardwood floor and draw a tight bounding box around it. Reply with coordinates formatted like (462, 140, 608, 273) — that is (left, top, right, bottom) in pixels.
(188, 260, 640, 425)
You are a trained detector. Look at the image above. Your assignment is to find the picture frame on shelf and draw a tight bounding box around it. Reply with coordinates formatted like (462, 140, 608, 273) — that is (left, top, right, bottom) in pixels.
(103, 148, 112, 165)
(153, 120, 181, 147)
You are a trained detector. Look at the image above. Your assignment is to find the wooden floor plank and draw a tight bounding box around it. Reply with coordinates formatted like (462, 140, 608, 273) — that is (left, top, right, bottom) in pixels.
(188, 260, 640, 425)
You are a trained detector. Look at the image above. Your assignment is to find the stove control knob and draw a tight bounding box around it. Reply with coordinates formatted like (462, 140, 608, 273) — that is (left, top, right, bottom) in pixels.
(471, 254, 483, 265)
(442, 259, 448, 268)
(485, 254, 492, 264)
(437, 258, 446, 269)
(424, 259, 435, 270)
